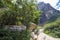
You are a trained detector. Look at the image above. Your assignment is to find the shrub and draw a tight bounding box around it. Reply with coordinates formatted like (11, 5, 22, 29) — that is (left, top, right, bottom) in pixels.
(44, 18, 60, 38)
(0, 29, 30, 40)
(44, 22, 60, 38)
(0, 9, 17, 25)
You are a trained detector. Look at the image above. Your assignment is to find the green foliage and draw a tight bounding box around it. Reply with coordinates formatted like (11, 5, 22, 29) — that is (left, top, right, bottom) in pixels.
(0, 9, 17, 25)
(44, 17, 60, 38)
(0, 0, 41, 40)
(0, 0, 4, 8)
(0, 0, 41, 27)
(0, 29, 30, 40)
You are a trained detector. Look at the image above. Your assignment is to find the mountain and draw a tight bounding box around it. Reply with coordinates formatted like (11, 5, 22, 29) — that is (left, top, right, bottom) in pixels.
(37, 2, 60, 25)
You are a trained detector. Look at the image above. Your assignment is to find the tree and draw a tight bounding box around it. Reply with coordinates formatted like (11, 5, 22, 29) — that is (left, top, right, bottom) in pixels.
(1, 0, 41, 28)
(0, 0, 42, 40)
(56, 0, 60, 9)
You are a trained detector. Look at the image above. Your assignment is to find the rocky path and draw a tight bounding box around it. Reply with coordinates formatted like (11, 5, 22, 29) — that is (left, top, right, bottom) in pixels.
(37, 29, 60, 40)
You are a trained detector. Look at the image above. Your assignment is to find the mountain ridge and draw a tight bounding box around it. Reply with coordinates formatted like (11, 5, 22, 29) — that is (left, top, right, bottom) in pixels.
(37, 2, 60, 25)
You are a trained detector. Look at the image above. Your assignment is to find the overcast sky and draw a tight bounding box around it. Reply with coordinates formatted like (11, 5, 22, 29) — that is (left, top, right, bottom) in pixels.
(37, 0, 60, 10)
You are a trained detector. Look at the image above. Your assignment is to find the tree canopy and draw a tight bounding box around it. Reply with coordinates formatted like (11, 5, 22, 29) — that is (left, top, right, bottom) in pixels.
(56, 0, 60, 8)
(0, 0, 41, 27)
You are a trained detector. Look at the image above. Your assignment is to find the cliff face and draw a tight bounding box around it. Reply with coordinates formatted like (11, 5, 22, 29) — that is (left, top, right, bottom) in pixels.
(37, 2, 60, 25)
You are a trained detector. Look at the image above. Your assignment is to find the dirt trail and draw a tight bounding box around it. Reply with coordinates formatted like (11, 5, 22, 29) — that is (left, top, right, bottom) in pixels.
(37, 29, 60, 40)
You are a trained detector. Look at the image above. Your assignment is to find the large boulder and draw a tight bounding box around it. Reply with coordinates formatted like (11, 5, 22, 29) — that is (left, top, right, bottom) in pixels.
(4, 25, 26, 31)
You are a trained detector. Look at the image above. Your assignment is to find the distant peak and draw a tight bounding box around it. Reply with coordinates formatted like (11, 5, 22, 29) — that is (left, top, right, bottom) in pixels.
(38, 2, 45, 4)
(46, 3, 50, 5)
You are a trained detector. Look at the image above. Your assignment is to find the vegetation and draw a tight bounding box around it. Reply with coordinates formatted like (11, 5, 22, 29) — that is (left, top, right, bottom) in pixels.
(0, 0, 41, 40)
(56, 0, 60, 8)
(0, 0, 60, 39)
(44, 17, 60, 38)
(0, 29, 30, 40)
(0, 0, 41, 27)
(0, 9, 17, 25)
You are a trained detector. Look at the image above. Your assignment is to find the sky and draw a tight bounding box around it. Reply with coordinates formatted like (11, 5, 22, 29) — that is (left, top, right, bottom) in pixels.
(37, 0, 59, 10)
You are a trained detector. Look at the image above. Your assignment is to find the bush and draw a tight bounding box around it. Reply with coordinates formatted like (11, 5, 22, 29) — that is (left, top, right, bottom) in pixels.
(0, 29, 30, 40)
(44, 22, 60, 38)
(0, 9, 17, 25)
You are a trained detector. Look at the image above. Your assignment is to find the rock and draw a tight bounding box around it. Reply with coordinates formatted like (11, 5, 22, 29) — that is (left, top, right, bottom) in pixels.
(31, 32, 37, 40)
(4, 25, 26, 31)
(29, 22, 37, 32)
